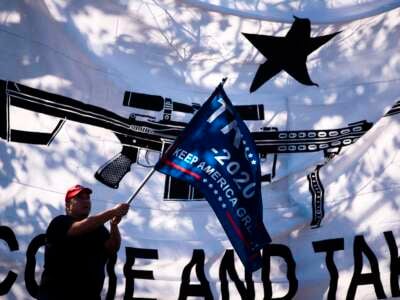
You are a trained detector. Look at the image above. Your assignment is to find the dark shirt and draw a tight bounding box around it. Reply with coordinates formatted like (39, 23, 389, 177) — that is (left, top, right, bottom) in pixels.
(39, 215, 110, 300)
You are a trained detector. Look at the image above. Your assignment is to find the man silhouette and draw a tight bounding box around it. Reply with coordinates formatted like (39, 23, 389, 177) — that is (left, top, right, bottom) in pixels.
(39, 185, 130, 300)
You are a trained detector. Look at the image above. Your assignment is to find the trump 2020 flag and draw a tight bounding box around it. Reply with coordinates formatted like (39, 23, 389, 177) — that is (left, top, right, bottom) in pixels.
(155, 83, 271, 271)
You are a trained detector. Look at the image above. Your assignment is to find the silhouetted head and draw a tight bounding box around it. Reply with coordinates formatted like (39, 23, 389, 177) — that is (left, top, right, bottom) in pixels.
(65, 185, 92, 220)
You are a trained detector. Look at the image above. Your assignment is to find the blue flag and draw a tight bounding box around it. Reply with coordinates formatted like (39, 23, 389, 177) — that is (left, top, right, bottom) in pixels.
(155, 84, 271, 271)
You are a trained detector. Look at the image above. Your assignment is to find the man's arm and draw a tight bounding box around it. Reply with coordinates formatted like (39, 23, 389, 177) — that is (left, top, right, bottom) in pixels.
(104, 217, 122, 254)
(68, 204, 129, 236)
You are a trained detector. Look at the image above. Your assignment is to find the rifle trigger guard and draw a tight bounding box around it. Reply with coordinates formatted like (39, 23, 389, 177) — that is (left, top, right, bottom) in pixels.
(137, 149, 156, 167)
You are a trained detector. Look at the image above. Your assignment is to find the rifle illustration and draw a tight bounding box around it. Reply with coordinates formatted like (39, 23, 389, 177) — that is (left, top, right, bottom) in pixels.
(0, 80, 263, 189)
(0, 80, 373, 200)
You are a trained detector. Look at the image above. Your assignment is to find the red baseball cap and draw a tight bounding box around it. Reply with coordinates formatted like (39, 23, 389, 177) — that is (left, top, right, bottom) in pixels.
(65, 185, 92, 202)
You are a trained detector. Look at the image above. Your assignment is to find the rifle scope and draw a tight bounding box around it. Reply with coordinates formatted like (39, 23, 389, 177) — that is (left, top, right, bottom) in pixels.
(123, 91, 265, 121)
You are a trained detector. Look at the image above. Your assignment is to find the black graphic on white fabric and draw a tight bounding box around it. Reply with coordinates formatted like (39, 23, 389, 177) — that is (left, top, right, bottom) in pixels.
(385, 100, 400, 116)
(220, 250, 254, 299)
(0, 226, 19, 296)
(243, 16, 340, 92)
(306, 143, 343, 228)
(0, 80, 371, 201)
(5, 224, 399, 299)
(347, 236, 386, 299)
(259, 127, 278, 183)
(124, 247, 158, 299)
(304, 98, 400, 228)
(262, 244, 298, 298)
(313, 238, 345, 300)
(124, 91, 264, 201)
(383, 231, 400, 297)
(178, 250, 213, 299)
(157, 117, 370, 200)
(25, 234, 45, 298)
(308, 165, 325, 228)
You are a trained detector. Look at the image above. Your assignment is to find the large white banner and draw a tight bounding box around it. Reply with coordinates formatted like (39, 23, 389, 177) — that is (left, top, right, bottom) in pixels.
(1, 1, 400, 299)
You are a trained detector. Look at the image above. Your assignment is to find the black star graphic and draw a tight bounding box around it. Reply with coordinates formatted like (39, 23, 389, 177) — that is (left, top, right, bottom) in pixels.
(243, 16, 340, 93)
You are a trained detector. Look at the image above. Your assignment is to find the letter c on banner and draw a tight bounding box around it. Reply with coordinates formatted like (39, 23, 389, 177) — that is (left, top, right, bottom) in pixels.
(0, 226, 19, 296)
(25, 234, 46, 298)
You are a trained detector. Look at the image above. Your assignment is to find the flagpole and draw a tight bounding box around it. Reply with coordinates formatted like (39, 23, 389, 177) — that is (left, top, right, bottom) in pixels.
(126, 168, 156, 204)
(126, 139, 173, 204)
(221, 77, 227, 86)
